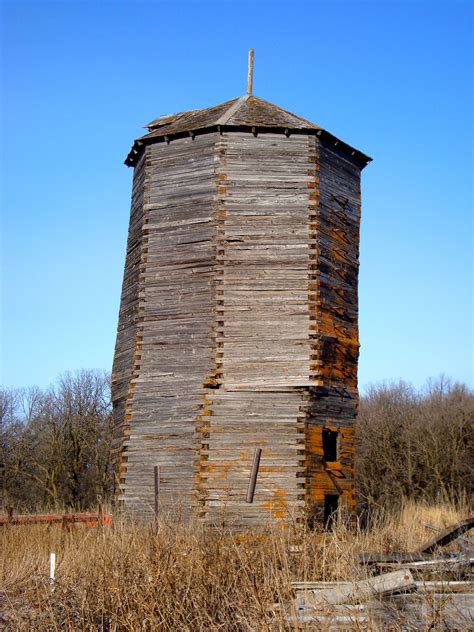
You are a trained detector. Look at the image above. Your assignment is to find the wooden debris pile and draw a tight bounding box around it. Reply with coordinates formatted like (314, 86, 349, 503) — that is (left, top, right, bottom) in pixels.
(285, 517, 474, 628)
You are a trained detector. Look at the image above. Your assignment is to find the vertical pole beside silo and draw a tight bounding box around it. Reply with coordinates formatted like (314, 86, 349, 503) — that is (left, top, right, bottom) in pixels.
(246, 448, 262, 503)
(154, 465, 160, 526)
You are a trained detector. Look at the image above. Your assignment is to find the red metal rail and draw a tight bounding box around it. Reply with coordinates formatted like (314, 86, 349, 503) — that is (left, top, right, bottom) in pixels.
(0, 511, 113, 527)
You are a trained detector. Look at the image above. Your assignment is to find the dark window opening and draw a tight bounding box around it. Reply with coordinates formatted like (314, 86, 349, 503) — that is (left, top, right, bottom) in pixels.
(322, 428, 339, 462)
(324, 494, 340, 529)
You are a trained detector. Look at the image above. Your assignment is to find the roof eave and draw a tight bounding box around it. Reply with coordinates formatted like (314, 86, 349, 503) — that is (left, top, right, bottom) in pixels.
(124, 125, 372, 168)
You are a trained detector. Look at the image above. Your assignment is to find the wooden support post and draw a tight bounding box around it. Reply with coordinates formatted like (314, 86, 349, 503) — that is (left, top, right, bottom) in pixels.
(246, 448, 262, 503)
(154, 465, 160, 520)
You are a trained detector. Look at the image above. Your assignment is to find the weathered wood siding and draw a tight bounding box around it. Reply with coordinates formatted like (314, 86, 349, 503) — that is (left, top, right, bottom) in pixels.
(306, 138, 361, 518)
(197, 133, 311, 526)
(111, 153, 146, 478)
(112, 128, 362, 526)
(113, 134, 219, 519)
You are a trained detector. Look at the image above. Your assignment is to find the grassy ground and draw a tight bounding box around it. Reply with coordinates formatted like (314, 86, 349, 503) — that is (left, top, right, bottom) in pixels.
(0, 501, 469, 630)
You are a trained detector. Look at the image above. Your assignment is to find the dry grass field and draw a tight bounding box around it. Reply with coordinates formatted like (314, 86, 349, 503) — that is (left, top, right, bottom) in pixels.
(1, 500, 470, 630)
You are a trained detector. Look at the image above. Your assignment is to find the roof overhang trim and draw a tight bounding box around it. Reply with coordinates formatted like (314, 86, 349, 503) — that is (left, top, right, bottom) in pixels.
(124, 125, 372, 169)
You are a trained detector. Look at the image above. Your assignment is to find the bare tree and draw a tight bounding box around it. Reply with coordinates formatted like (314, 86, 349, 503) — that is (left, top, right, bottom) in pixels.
(1, 370, 113, 511)
(356, 377, 474, 512)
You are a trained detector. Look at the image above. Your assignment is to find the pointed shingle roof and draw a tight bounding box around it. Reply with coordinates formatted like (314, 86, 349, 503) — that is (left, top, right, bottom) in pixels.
(125, 95, 371, 167)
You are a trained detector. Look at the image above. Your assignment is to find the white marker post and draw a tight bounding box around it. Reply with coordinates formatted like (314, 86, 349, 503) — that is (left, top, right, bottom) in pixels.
(49, 552, 56, 591)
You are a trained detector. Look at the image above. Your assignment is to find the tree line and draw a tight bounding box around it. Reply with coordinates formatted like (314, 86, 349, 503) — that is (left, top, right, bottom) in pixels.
(1, 370, 112, 511)
(356, 376, 473, 511)
(1, 370, 472, 512)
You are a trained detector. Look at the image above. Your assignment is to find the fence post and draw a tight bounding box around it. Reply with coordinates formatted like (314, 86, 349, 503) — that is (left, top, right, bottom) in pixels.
(246, 448, 262, 503)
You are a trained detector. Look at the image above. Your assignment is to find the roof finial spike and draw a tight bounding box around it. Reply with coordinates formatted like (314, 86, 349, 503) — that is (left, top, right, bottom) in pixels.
(247, 48, 254, 95)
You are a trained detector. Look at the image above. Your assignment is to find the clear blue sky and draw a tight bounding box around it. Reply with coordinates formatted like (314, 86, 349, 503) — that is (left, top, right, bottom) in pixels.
(1, 0, 473, 392)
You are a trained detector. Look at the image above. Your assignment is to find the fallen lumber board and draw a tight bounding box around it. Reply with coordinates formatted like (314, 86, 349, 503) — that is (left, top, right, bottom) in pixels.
(419, 516, 473, 553)
(294, 580, 474, 594)
(293, 580, 352, 591)
(415, 581, 474, 593)
(286, 603, 369, 626)
(287, 614, 369, 625)
(359, 517, 474, 565)
(359, 551, 431, 564)
(371, 556, 474, 571)
(386, 592, 474, 628)
(295, 569, 415, 607)
(291, 592, 474, 628)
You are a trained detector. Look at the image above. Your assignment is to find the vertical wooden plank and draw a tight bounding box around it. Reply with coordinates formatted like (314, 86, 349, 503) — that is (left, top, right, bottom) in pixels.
(154, 465, 160, 519)
(246, 448, 262, 503)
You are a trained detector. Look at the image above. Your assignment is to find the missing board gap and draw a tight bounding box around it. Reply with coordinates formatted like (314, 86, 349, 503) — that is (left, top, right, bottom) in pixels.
(324, 493, 340, 529)
(322, 428, 339, 462)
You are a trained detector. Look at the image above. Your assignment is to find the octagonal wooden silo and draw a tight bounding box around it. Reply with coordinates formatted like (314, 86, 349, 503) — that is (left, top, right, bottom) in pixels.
(112, 94, 371, 527)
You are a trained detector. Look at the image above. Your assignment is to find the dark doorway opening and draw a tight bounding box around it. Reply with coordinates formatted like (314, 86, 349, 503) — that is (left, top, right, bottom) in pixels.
(324, 494, 340, 528)
(322, 428, 339, 462)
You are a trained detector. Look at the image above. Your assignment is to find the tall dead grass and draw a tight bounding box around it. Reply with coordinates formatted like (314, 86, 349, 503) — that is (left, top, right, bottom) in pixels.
(0, 500, 469, 630)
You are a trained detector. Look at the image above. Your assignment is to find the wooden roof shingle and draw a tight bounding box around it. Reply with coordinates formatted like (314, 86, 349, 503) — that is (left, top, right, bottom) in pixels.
(125, 95, 371, 167)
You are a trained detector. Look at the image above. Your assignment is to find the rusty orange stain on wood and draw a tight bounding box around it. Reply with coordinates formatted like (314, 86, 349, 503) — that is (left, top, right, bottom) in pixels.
(306, 424, 355, 506)
(261, 488, 288, 519)
(202, 462, 232, 478)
